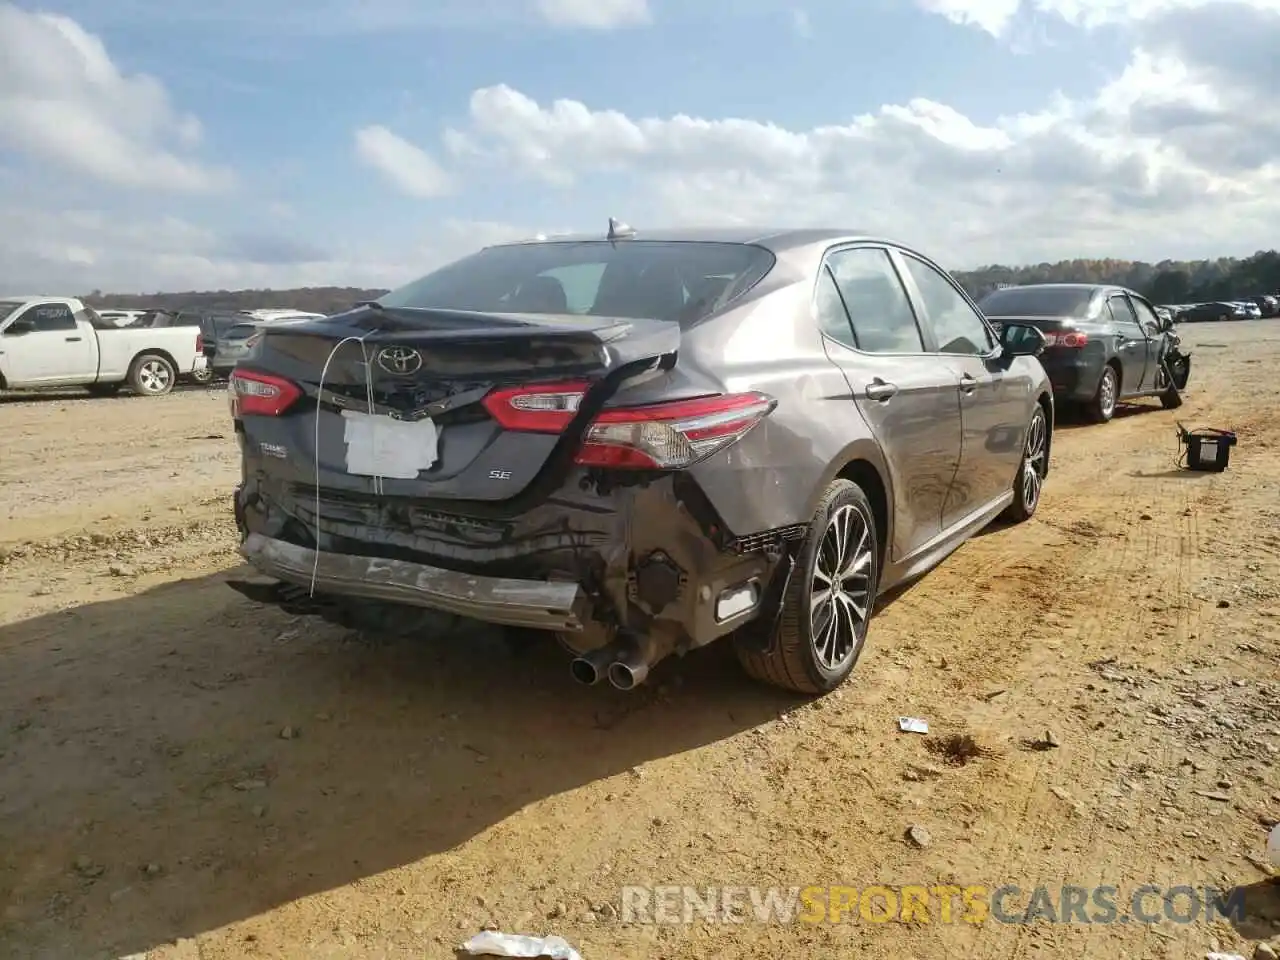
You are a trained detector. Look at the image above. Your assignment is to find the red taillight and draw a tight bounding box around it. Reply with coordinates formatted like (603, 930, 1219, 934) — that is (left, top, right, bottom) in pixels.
(576, 392, 776, 468)
(481, 381, 591, 432)
(481, 381, 776, 470)
(228, 369, 302, 418)
(1044, 331, 1088, 348)
(195, 332, 203, 354)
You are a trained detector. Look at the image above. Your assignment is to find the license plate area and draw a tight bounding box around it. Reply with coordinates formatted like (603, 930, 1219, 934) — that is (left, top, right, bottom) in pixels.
(341, 410, 438, 479)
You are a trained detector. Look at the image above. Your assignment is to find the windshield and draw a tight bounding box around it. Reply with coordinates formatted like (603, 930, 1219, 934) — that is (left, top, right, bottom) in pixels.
(0, 300, 25, 322)
(978, 286, 1096, 317)
(377, 240, 776, 326)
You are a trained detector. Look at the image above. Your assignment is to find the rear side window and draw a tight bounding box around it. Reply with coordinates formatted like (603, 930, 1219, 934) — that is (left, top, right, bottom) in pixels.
(377, 240, 775, 327)
(825, 248, 924, 354)
(814, 266, 857, 347)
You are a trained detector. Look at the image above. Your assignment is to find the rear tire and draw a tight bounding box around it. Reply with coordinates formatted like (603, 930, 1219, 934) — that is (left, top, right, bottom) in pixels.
(1001, 405, 1048, 523)
(1086, 364, 1119, 423)
(128, 353, 176, 396)
(735, 479, 879, 695)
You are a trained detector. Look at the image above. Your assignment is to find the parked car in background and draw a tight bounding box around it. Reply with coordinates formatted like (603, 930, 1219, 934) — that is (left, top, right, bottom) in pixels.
(1253, 295, 1280, 317)
(0, 296, 206, 396)
(211, 314, 320, 376)
(1178, 301, 1238, 323)
(977, 282, 1187, 422)
(229, 225, 1053, 696)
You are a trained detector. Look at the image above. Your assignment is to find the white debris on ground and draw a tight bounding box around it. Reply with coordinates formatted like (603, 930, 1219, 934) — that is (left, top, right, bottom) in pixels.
(459, 930, 584, 959)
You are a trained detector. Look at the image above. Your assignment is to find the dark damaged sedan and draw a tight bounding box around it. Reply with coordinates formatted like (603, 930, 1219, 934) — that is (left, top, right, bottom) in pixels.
(229, 225, 1053, 694)
(978, 283, 1190, 423)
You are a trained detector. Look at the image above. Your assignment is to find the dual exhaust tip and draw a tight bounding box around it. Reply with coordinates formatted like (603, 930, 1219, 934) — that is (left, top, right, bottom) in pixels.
(570, 642, 651, 691)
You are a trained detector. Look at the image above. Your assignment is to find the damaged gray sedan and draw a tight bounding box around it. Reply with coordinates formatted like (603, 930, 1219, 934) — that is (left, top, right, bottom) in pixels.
(229, 224, 1053, 694)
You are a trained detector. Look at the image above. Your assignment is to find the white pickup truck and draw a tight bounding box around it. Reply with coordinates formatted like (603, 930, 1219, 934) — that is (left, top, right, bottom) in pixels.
(0, 296, 208, 397)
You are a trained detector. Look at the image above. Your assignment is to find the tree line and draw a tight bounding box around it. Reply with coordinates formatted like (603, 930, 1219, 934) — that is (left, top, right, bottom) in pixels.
(82, 250, 1280, 315)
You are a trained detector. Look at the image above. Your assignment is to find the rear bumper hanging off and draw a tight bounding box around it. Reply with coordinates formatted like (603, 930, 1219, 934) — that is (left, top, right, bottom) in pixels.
(238, 532, 587, 631)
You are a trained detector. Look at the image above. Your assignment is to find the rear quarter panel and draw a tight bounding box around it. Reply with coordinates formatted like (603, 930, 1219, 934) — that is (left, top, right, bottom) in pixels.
(677, 264, 885, 538)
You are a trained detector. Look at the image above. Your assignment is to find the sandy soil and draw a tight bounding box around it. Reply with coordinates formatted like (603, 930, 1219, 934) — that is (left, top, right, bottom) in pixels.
(1, 327, 1277, 960)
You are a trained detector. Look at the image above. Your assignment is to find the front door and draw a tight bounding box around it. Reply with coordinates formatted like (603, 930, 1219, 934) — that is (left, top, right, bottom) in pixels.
(1127, 295, 1166, 387)
(1105, 294, 1150, 393)
(0, 302, 93, 383)
(893, 251, 1033, 530)
(816, 246, 963, 563)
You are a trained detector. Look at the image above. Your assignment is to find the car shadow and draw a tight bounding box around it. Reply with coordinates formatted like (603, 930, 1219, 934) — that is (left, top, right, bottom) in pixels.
(1128, 468, 1212, 480)
(0, 567, 800, 958)
(1054, 402, 1159, 431)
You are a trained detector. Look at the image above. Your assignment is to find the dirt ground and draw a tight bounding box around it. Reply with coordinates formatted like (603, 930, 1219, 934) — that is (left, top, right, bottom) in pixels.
(1, 324, 1278, 960)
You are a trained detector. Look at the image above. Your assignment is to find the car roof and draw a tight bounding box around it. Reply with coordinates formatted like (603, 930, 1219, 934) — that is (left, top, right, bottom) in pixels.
(486, 226, 907, 255)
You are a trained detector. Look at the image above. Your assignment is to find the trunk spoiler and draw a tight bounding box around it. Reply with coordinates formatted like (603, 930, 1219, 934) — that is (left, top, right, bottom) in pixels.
(258, 305, 681, 386)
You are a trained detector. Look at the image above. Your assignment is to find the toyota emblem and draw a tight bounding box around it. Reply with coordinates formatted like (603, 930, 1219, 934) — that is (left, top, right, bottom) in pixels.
(376, 346, 423, 375)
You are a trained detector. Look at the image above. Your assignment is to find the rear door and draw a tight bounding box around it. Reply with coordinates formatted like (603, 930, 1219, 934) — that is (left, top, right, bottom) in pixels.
(817, 245, 962, 563)
(1104, 294, 1149, 393)
(894, 251, 1031, 529)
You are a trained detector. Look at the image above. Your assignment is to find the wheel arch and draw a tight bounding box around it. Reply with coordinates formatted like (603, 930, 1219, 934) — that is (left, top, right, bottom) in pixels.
(803, 438, 893, 571)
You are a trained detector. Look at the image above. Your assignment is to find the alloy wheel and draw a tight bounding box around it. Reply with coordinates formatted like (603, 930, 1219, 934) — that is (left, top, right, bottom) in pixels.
(810, 504, 874, 670)
(1022, 410, 1047, 512)
(1099, 369, 1116, 418)
(138, 360, 172, 393)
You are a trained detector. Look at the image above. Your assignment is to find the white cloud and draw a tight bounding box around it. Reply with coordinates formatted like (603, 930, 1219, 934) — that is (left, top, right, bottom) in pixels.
(0, 207, 535, 293)
(0, 3, 230, 192)
(534, 0, 651, 28)
(413, 3, 1280, 266)
(915, 0, 1280, 36)
(790, 8, 813, 36)
(354, 125, 452, 198)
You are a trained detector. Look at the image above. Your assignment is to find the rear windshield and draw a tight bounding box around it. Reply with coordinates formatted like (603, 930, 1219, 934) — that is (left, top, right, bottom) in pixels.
(376, 240, 776, 325)
(224, 323, 259, 340)
(977, 286, 1095, 317)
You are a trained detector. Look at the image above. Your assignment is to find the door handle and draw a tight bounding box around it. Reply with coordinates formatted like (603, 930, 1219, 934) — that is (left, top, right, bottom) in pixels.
(865, 379, 897, 401)
(959, 374, 978, 394)
(65, 336, 82, 342)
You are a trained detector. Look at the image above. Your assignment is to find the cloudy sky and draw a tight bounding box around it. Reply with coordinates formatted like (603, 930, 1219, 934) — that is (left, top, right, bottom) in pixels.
(1, 0, 1277, 294)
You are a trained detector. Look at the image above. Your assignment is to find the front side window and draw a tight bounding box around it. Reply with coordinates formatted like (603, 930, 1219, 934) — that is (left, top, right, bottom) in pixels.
(1128, 297, 1162, 335)
(376, 240, 775, 327)
(900, 255, 994, 356)
(825, 247, 924, 354)
(25, 303, 77, 332)
(1107, 295, 1139, 327)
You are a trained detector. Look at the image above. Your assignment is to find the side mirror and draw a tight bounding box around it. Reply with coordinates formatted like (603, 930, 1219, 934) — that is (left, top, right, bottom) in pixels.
(999, 321, 1047, 357)
(1141, 320, 1160, 337)
(3, 318, 34, 335)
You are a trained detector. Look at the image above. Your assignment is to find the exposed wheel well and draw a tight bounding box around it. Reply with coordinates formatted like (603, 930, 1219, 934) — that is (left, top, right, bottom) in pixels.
(835, 459, 889, 568)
